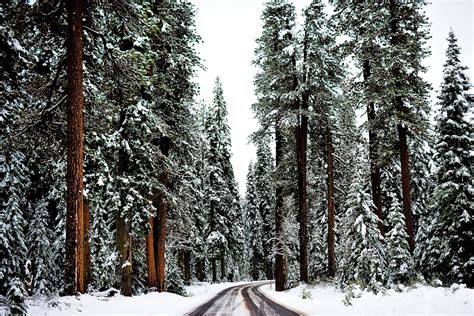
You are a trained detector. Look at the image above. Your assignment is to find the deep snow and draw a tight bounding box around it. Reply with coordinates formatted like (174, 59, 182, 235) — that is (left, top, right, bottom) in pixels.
(261, 282, 474, 316)
(4, 281, 471, 315)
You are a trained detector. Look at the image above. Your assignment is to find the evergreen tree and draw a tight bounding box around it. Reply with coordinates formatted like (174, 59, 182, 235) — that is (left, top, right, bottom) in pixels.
(244, 162, 264, 280)
(253, 0, 298, 291)
(0, 152, 29, 313)
(340, 154, 386, 293)
(432, 31, 473, 287)
(205, 78, 243, 283)
(253, 136, 275, 280)
(386, 191, 415, 286)
(26, 199, 55, 295)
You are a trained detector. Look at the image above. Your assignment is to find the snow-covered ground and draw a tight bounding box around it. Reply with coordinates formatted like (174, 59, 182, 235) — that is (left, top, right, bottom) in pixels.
(24, 282, 247, 315)
(11, 281, 473, 315)
(261, 282, 474, 316)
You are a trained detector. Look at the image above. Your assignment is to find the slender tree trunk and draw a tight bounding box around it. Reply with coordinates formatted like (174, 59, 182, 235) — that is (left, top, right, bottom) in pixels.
(275, 126, 285, 292)
(146, 216, 157, 288)
(117, 109, 132, 296)
(196, 258, 205, 282)
(220, 249, 225, 281)
(212, 258, 217, 283)
(84, 200, 91, 288)
(156, 137, 171, 292)
(363, 60, 384, 235)
(122, 221, 133, 296)
(326, 125, 336, 277)
(183, 250, 191, 285)
(65, 0, 85, 295)
(116, 214, 132, 296)
(156, 194, 168, 292)
(398, 123, 415, 254)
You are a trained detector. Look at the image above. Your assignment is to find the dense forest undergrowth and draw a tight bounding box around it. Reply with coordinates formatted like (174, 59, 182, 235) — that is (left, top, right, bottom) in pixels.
(1, 0, 473, 315)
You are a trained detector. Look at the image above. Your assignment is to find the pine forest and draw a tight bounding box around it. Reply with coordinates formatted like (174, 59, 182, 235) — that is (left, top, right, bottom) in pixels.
(1, 0, 473, 315)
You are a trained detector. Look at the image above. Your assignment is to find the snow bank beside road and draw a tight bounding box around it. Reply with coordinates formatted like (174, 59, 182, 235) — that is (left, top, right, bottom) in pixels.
(260, 283, 474, 316)
(26, 282, 246, 315)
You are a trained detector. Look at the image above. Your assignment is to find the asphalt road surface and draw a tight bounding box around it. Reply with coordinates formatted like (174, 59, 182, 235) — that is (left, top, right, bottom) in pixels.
(187, 282, 301, 316)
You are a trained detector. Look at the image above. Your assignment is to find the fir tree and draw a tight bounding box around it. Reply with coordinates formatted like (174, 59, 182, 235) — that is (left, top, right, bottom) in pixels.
(432, 31, 473, 287)
(340, 155, 386, 293)
(386, 191, 415, 286)
(0, 152, 29, 313)
(253, 0, 298, 291)
(244, 162, 264, 280)
(253, 137, 275, 280)
(204, 78, 243, 283)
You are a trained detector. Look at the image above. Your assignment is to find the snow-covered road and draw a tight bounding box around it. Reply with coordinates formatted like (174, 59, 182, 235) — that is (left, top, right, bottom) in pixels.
(187, 281, 301, 316)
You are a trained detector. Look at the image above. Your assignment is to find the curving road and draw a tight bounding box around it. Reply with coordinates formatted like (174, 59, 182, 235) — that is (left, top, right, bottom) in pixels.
(186, 282, 301, 316)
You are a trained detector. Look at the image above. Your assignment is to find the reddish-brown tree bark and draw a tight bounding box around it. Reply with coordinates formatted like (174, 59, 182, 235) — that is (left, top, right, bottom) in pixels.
(84, 200, 91, 288)
(326, 125, 336, 277)
(146, 216, 157, 288)
(389, 0, 414, 254)
(275, 127, 285, 292)
(65, 0, 85, 295)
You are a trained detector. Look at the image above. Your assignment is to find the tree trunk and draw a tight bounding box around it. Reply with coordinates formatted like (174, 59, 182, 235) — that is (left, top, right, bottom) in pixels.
(398, 124, 415, 254)
(326, 125, 336, 277)
(146, 216, 157, 288)
(117, 108, 132, 296)
(123, 221, 133, 296)
(363, 60, 384, 235)
(389, 0, 414, 254)
(183, 250, 191, 285)
(297, 29, 309, 284)
(84, 200, 91, 288)
(156, 136, 171, 292)
(196, 258, 205, 282)
(220, 249, 225, 281)
(65, 0, 85, 295)
(212, 258, 217, 283)
(275, 126, 285, 291)
(156, 195, 168, 292)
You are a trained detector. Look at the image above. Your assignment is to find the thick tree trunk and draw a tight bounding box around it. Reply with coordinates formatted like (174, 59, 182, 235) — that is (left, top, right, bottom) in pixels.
(326, 125, 336, 277)
(398, 124, 415, 254)
(363, 60, 384, 235)
(156, 137, 171, 292)
(146, 216, 157, 288)
(84, 200, 91, 288)
(275, 126, 285, 291)
(65, 0, 85, 295)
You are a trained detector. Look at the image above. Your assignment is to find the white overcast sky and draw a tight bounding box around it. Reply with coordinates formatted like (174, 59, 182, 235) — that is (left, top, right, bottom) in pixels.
(192, 0, 474, 195)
